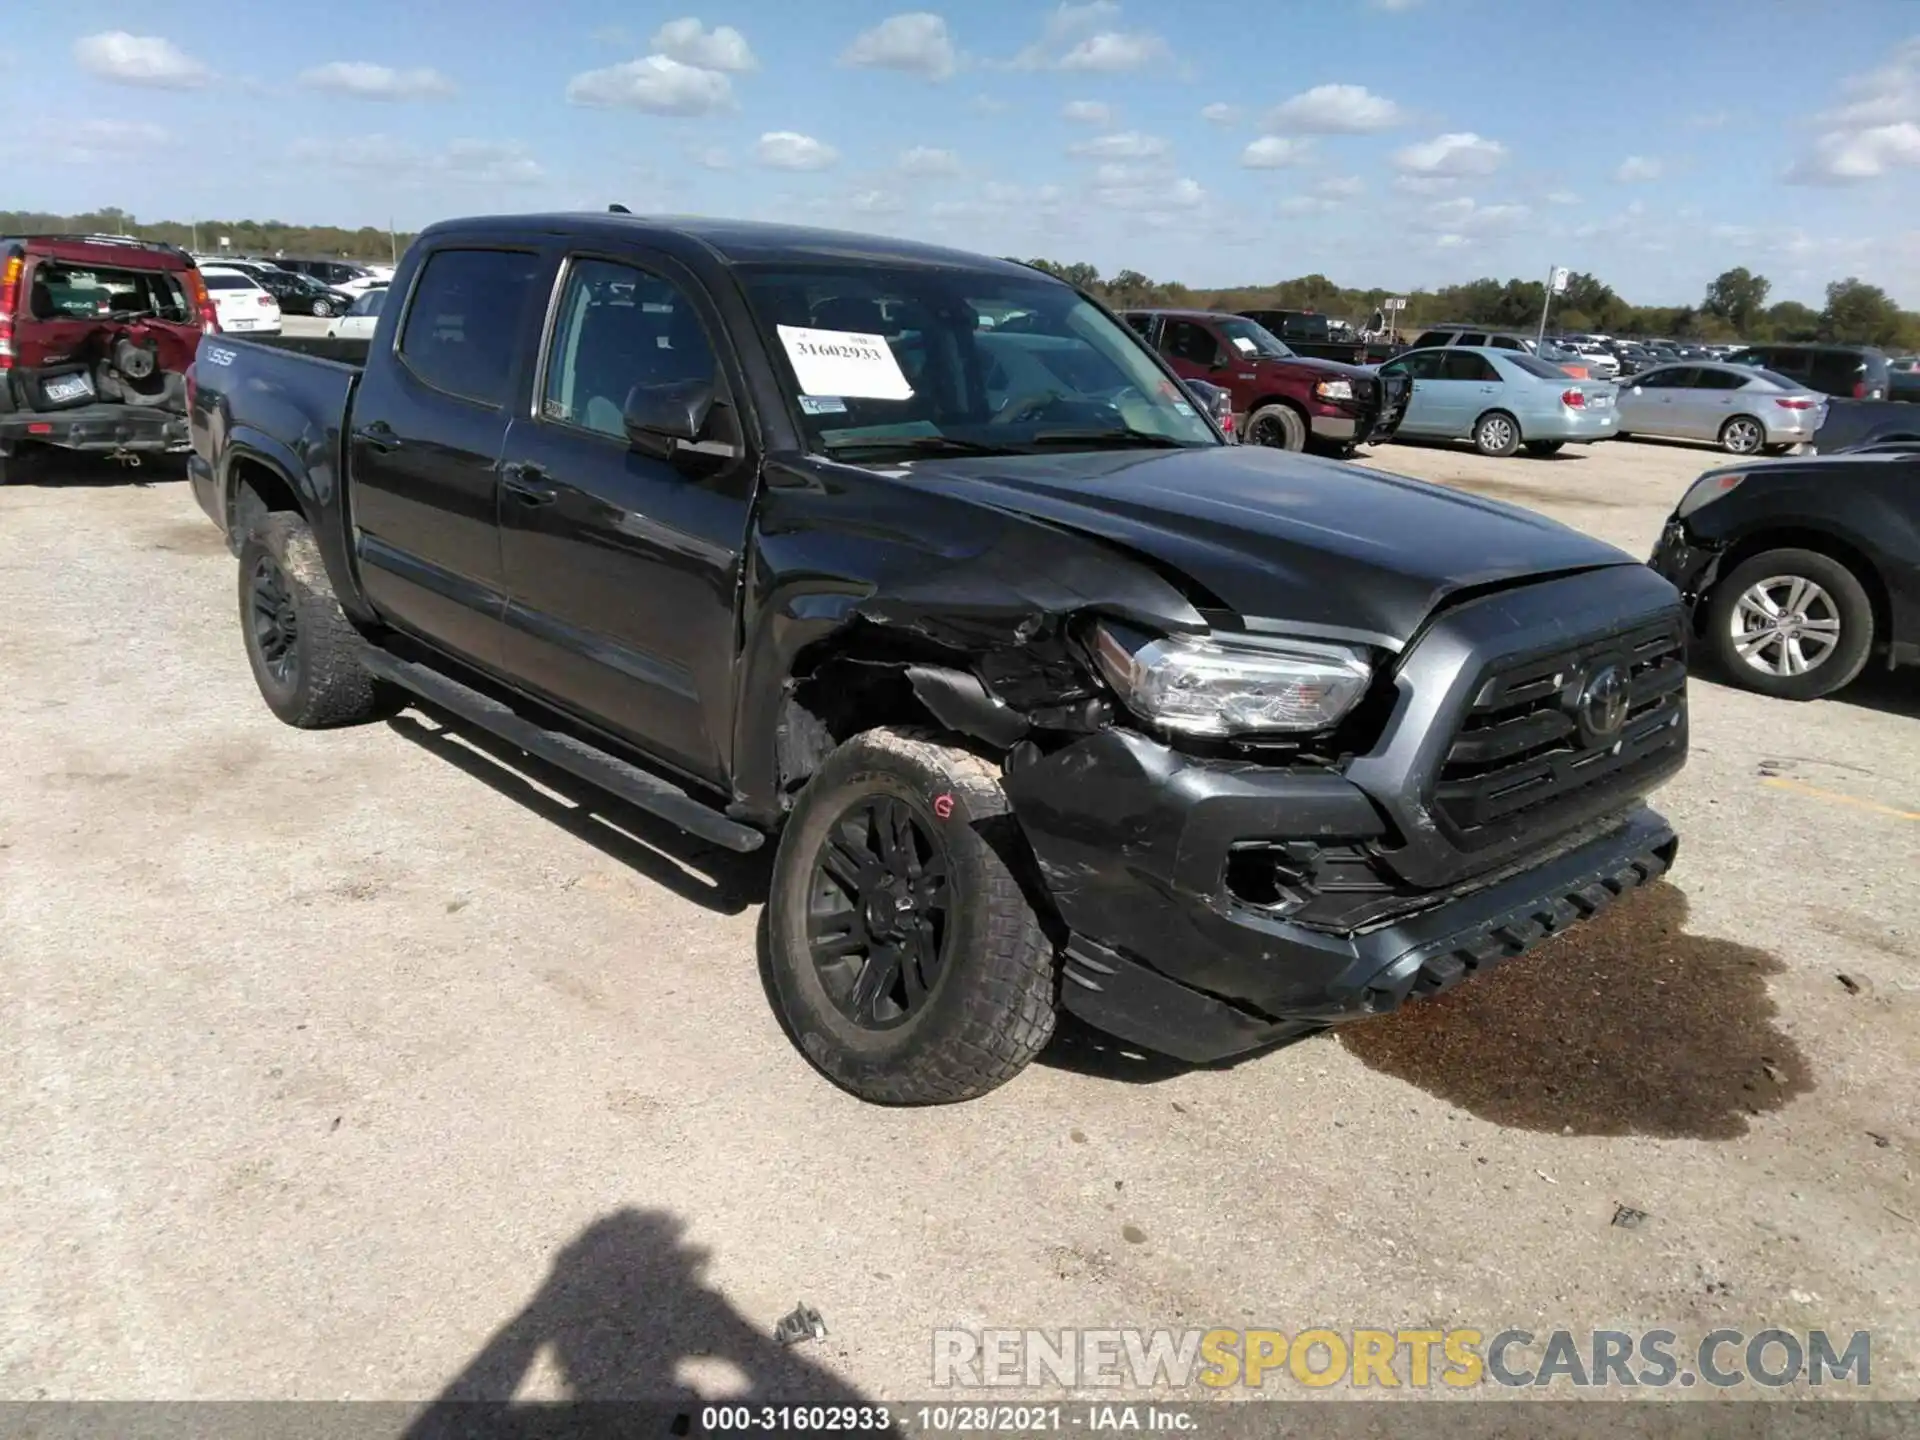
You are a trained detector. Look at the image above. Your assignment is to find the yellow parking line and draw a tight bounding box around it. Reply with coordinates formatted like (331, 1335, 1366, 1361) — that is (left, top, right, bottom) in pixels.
(1762, 776, 1920, 822)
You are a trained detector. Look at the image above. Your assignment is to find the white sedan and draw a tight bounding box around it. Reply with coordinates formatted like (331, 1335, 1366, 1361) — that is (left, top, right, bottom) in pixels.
(198, 265, 282, 335)
(325, 285, 387, 340)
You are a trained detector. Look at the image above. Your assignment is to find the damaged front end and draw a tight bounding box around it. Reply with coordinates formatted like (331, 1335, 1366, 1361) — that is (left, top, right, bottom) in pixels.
(741, 465, 1686, 1065)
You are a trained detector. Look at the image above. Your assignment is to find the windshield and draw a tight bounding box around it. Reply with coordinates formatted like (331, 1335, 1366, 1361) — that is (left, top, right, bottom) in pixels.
(1215, 316, 1294, 359)
(736, 264, 1219, 458)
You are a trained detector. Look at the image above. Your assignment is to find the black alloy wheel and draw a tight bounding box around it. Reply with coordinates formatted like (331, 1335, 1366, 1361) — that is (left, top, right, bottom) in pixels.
(248, 552, 300, 690)
(806, 795, 952, 1029)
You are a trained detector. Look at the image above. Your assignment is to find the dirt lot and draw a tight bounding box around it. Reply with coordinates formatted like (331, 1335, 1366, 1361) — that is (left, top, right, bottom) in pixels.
(3, 432, 1917, 1406)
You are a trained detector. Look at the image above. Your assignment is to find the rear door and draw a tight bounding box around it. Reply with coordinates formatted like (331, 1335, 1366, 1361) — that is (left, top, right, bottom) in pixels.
(495, 249, 758, 783)
(348, 242, 546, 670)
(1681, 367, 1750, 438)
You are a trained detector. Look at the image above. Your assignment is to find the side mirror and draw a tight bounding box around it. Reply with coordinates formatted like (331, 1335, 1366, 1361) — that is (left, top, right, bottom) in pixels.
(623, 379, 714, 460)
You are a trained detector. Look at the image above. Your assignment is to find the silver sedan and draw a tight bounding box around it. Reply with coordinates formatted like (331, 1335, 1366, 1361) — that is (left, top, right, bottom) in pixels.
(1614, 362, 1826, 455)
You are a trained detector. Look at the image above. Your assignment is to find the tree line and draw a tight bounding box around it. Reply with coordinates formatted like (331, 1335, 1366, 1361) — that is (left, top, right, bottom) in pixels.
(1, 207, 413, 262)
(1019, 258, 1920, 352)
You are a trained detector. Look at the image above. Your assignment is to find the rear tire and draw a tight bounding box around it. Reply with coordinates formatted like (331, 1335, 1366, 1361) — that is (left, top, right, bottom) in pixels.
(1246, 403, 1307, 452)
(1704, 548, 1874, 701)
(1719, 415, 1766, 455)
(1473, 410, 1521, 457)
(766, 727, 1057, 1105)
(311, 300, 333, 318)
(1523, 440, 1565, 457)
(238, 512, 399, 728)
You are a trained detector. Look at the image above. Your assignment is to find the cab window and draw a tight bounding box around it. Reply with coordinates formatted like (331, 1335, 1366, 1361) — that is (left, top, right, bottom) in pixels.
(540, 258, 718, 439)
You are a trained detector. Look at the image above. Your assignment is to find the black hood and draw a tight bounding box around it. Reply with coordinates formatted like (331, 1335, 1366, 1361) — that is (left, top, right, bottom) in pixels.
(903, 445, 1632, 645)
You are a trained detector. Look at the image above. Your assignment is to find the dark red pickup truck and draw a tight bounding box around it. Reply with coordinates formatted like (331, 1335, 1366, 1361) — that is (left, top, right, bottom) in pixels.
(1123, 308, 1408, 455)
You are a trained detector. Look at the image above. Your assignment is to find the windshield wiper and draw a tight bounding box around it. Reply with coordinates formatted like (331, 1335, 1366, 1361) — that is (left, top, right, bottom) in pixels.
(822, 435, 1024, 458)
(1025, 428, 1196, 449)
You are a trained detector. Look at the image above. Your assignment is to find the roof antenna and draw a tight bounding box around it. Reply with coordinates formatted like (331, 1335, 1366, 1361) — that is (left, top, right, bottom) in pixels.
(608, 203, 631, 214)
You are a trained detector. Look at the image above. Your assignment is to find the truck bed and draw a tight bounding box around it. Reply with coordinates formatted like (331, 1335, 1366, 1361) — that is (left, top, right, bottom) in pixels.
(241, 333, 371, 369)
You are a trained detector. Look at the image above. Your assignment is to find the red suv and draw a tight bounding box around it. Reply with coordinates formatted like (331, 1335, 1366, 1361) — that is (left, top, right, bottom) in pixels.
(1124, 308, 1408, 455)
(0, 233, 218, 482)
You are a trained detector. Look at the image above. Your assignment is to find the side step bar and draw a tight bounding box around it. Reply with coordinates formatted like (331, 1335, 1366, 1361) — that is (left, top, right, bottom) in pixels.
(360, 648, 765, 854)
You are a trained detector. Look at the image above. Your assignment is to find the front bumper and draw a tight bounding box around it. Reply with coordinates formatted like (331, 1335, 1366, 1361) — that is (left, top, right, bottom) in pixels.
(1648, 519, 1721, 610)
(1001, 563, 1688, 1063)
(1308, 373, 1410, 445)
(0, 404, 189, 456)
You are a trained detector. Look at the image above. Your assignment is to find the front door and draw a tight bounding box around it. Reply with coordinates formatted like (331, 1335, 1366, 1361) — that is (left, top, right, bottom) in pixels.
(1378, 349, 1446, 433)
(347, 244, 547, 670)
(496, 252, 758, 784)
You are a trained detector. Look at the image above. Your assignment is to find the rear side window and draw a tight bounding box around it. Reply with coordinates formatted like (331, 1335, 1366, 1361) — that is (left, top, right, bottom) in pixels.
(1809, 350, 1865, 392)
(1694, 368, 1747, 391)
(1489, 335, 1524, 350)
(398, 248, 541, 407)
(1442, 350, 1498, 382)
(1453, 332, 1489, 347)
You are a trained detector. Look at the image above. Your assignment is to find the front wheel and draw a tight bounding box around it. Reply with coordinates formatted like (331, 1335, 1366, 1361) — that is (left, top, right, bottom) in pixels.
(1245, 403, 1307, 451)
(1704, 548, 1874, 700)
(1473, 410, 1521, 457)
(311, 300, 333, 318)
(238, 512, 400, 728)
(766, 728, 1057, 1105)
(1720, 415, 1766, 455)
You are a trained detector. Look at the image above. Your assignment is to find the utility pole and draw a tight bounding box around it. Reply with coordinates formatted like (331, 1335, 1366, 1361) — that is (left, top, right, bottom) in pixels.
(389, 219, 398, 266)
(1537, 265, 1570, 345)
(191, 220, 200, 253)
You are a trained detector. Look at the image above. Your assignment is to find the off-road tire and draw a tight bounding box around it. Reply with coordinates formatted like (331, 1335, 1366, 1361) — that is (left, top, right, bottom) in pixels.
(238, 512, 399, 728)
(1473, 410, 1522, 457)
(1704, 547, 1875, 701)
(1246, 403, 1307, 451)
(766, 727, 1057, 1104)
(1523, 440, 1565, 457)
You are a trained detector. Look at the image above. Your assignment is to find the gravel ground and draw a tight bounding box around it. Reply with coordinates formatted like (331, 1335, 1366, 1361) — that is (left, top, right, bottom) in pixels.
(2, 431, 1916, 1407)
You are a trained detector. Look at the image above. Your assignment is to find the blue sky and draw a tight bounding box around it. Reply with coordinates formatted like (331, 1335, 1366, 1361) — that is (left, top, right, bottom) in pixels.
(8, 0, 1920, 305)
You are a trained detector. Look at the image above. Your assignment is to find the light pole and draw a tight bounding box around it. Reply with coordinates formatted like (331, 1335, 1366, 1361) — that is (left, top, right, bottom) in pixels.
(1537, 265, 1570, 345)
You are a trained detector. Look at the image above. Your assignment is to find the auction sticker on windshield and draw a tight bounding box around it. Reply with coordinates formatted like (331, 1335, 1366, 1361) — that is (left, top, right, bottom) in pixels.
(776, 325, 914, 401)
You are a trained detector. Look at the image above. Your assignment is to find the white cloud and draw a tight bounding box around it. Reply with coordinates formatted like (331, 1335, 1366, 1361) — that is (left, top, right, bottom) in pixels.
(899, 145, 961, 175)
(650, 18, 758, 72)
(755, 131, 840, 170)
(846, 188, 907, 215)
(1788, 121, 1920, 184)
(73, 32, 209, 89)
(1315, 175, 1365, 198)
(1201, 102, 1237, 126)
(297, 61, 456, 100)
(290, 135, 544, 185)
(1241, 136, 1313, 168)
(566, 55, 733, 114)
(1423, 196, 1531, 234)
(1394, 131, 1507, 176)
(1614, 155, 1663, 182)
(1059, 31, 1169, 71)
(1012, 2, 1167, 72)
(1068, 130, 1169, 159)
(1091, 173, 1206, 212)
(1263, 83, 1403, 134)
(1546, 189, 1581, 205)
(1277, 195, 1336, 216)
(25, 118, 174, 164)
(1063, 99, 1114, 125)
(1434, 233, 1469, 249)
(841, 13, 957, 80)
(1789, 41, 1920, 185)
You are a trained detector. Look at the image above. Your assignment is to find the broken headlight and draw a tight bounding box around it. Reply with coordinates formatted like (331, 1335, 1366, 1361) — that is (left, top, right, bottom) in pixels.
(1092, 623, 1372, 737)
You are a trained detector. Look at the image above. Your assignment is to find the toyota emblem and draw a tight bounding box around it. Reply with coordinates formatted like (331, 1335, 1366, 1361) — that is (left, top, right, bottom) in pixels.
(1576, 665, 1631, 746)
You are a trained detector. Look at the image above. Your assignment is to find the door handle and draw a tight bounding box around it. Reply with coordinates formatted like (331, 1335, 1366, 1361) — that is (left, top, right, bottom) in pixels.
(355, 421, 402, 454)
(501, 462, 559, 504)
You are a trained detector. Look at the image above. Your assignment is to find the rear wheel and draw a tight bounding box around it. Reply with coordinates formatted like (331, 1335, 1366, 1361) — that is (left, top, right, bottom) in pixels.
(238, 512, 399, 728)
(1473, 410, 1521, 457)
(1719, 415, 1766, 455)
(311, 299, 333, 318)
(766, 728, 1057, 1105)
(1523, 440, 1565, 457)
(1245, 403, 1307, 452)
(1704, 548, 1874, 700)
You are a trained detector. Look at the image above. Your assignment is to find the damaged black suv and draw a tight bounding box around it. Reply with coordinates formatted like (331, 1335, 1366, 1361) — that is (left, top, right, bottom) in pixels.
(189, 213, 1688, 1103)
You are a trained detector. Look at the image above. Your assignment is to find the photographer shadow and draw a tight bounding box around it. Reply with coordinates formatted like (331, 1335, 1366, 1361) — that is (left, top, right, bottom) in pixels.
(406, 1208, 877, 1439)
